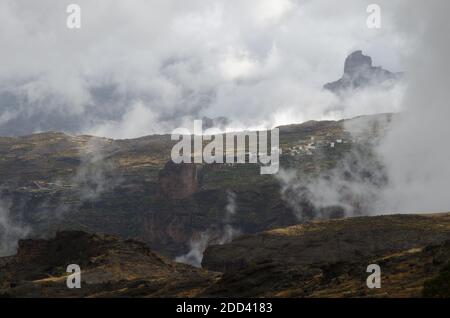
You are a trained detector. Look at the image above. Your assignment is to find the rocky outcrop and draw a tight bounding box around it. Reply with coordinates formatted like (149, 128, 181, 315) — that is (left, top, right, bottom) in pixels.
(158, 160, 199, 199)
(324, 50, 402, 93)
(0, 231, 217, 297)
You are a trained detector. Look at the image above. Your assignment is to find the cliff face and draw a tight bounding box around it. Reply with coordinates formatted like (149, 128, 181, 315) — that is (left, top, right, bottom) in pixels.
(324, 50, 402, 93)
(158, 161, 199, 199)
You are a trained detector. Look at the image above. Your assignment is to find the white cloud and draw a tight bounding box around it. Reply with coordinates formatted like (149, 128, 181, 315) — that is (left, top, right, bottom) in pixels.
(0, 0, 409, 137)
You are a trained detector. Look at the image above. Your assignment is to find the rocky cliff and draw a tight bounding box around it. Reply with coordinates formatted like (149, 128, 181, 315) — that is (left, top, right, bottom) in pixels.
(158, 161, 199, 199)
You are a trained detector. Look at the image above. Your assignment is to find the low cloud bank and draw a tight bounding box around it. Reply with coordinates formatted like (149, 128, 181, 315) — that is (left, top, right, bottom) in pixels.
(0, 0, 405, 137)
(278, 0, 450, 218)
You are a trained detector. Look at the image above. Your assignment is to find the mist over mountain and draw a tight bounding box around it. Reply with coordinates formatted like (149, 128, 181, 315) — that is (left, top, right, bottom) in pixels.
(0, 0, 407, 138)
(1, 0, 450, 299)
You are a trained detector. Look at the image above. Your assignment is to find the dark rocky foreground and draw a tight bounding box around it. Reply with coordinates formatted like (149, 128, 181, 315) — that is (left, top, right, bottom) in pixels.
(1, 213, 450, 298)
(0, 231, 219, 297)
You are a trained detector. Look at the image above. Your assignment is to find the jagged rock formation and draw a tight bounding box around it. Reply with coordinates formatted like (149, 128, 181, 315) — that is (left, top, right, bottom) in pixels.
(324, 50, 402, 93)
(158, 161, 199, 199)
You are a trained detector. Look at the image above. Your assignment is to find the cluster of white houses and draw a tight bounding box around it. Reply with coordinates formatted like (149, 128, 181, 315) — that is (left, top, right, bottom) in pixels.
(286, 136, 349, 156)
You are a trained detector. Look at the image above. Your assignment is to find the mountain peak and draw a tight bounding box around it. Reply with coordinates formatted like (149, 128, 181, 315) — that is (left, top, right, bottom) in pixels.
(344, 50, 373, 75)
(324, 50, 401, 93)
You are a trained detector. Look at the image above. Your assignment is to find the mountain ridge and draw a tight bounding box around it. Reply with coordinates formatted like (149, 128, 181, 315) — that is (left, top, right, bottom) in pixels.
(0, 113, 392, 259)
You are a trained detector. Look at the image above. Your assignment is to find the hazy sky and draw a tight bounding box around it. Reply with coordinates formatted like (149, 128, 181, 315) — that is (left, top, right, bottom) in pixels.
(0, 0, 414, 137)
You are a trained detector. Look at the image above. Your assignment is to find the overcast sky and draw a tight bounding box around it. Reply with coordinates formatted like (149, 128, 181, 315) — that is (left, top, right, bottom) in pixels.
(0, 0, 417, 137)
